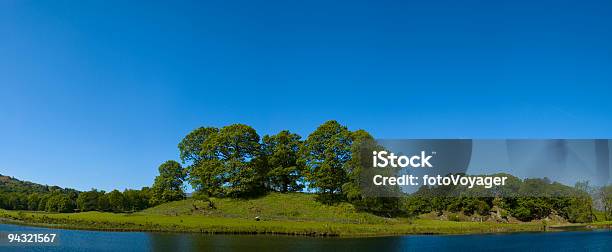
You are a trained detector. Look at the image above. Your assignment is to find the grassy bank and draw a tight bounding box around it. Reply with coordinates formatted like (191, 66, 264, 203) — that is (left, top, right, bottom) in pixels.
(0, 210, 544, 236)
(0, 193, 546, 236)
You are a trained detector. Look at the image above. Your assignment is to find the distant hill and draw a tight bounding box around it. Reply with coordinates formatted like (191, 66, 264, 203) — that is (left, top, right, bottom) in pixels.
(0, 173, 78, 194)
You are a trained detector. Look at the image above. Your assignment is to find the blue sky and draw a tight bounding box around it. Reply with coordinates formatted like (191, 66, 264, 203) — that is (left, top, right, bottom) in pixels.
(1, 0, 611, 191)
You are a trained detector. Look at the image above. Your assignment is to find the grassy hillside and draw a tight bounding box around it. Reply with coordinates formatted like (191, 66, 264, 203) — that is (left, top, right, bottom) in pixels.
(143, 193, 394, 224)
(0, 192, 547, 236)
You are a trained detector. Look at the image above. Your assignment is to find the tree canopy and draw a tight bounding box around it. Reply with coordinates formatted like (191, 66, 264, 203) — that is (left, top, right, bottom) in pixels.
(299, 120, 353, 194)
(262, 130, 304, 192)
(151, 160, 187, 205)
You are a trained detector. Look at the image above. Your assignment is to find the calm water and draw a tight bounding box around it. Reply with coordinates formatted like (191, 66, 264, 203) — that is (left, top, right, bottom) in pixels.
(0, 223, 610, 251)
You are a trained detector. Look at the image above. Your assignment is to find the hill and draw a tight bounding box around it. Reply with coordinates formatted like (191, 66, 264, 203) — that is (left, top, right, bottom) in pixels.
(143, 192, 395, 224)
(0, 174, 76, 194)
(1, 174, 52, 193)
(0, 174, 79, 211)
(0, 192, 545, 236)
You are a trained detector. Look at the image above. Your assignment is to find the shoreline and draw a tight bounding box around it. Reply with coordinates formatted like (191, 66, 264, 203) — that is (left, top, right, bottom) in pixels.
(4, 210, 609, 238)
(2, 218, 609, 239)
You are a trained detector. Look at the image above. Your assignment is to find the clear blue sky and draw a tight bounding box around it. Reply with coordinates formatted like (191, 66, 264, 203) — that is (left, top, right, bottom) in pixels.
(1, 0, 611, 191)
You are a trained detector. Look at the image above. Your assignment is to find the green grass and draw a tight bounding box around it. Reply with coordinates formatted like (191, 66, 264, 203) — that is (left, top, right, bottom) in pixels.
(0, 193, 546, 236)
(591, 221, 612, 228)
(143, 193, 394, 224)
(593, 210, 608, 222)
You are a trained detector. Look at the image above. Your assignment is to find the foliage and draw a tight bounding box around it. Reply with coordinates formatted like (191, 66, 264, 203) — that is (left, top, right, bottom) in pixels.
(108, 190, 126, 212)
(299, 120, 352, 194)
(0, 174, 79, 211)
(76, 189, 103, 212)
(151, 160, 187, 205)
(408, 176, 597, 222)
(188, 124, 263, 197)
(343, 129, 403, 216)
(123, 187, 152, 212)
(178, 127, 219, 165)
(262, 130, 304, 192)
(601, 185, 612, 221)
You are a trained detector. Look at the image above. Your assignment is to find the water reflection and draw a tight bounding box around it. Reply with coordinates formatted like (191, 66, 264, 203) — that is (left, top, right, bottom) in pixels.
(1, 223, 610, 252)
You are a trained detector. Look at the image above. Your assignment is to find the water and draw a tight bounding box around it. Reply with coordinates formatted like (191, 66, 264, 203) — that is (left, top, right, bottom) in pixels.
(0, 223, 610, 251)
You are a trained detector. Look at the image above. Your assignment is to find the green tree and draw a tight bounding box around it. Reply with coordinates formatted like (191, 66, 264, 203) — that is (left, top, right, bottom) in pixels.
(262, 130, 304, 192)
(190, 124, 262, 197)
(108, 189, 126, 212)
(179, 127, 222, 197)
(564, 181, 594, 222)
(0, 194, 6, 209)
(601, 185, 612, 221)
(38, 195, 50, 211)
(45, 195, 59, 212)
(565, 196, 594, 223)
(151, 160, 187, 204)
(97, 192, 111, 211)
(406, 196, 432, 216)
(77, 189, 102, 212)
(123, 189, 138, 211)
(462, 198, 491, 216)
(9, 193, 26, 210)
(178, 127, 219, 164)
(123, 188, 150, 211)
(138, 187, 153, 209)
(189, 159, 225, 197)
(342, 129, 375, 200)
(27, 193, 40, 210)
(45, 194, 74, 213)
(300, 120, 352, 195)
(342, 129, 403, 215)
(56, 194, 75, 213)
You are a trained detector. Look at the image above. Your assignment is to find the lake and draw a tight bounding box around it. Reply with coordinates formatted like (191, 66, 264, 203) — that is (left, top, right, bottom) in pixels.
(0, 223, 610, 251)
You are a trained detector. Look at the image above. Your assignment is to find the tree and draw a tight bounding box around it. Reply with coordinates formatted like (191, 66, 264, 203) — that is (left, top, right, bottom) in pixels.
(343, 129, 377, 201)
(123, 188, 151, 212)
(463, 198, 491, 216)
(56, 194, 75, 213)
(77, 189, 102, 212)
(122, 189, 137, 211)
(27, 193, 40, 210)
(108, 189, 126, 212)
(565, 196, 594, 223)
(215, 124, 263, 197)
(178, 127, 219, 165)
(300, 120, 352, 195)
(190, 124, 262, 197)
(138, 187, 153, 209)
(563, 181, 594, 223)
(45, 195, 59, 212)
(189, 159, 225, 197)
(97, 192, 111, 211)
(406, 196, 432, 216)
(151, 160, 187, 205)
(343, 129, 403, 215)
(38, 195, 50, 211)
(262, 130, 304, 192)
(179, 127, 223, 197)
(601, 185, 612, 221)
(6, 193, 26, 210)
(46, 194, 74, 213)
